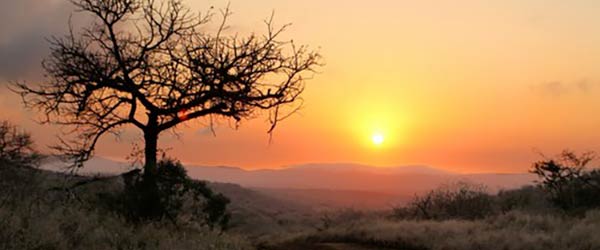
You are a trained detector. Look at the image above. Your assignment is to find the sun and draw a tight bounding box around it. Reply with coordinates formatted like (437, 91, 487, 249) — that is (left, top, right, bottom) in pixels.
(371, 133, 385, 146)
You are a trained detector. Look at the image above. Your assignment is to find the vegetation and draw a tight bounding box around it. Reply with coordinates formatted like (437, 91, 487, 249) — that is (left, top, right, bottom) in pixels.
(263, 177, 600, 250)
(389, 150, 600, 222)
(3, 120, 600, 249)
(531, 150, 600, 213)
(263, 152, 600, 249)
(12, 0, 320, 235)
(101, 158, 231, 228)
(14, 0, 320, 173)
(0, 162, 251, 250)
(394, 182, 494, 220)
(0, 121, 243, 249)
(4, 1, 600, 250)
(266, 210, 600, 250)
(0, 121, 39, 166)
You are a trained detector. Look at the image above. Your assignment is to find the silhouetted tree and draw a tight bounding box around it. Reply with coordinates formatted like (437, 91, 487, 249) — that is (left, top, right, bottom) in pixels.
(531, 150, 592, 192)
(14, 0, 320, 177)
(531, 150, 600, 212)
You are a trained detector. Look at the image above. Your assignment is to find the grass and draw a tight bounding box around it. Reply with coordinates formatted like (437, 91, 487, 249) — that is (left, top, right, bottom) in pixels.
(3, 161, 600, 250)
(0, 205, 251, 250)
(0, 163, 253, 250)
(266, 210, 600, 250)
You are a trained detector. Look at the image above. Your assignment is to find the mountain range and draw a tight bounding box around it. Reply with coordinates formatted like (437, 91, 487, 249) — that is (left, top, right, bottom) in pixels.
(41, 156, 538, 209)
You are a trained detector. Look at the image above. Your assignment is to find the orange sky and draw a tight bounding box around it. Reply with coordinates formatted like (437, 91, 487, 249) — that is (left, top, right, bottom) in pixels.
(2, 0, 600, 173)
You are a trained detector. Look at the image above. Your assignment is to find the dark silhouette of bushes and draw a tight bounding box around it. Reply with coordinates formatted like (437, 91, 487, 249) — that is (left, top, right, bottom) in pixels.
(0, 121, 43, 211)
(396, 182, 494, 220)
(0, 164, 248, 250)
(0, 120, 230, 230)
(104, 158, 231, 229)
(0, 120, 39, 167)
(531, 150, 600, 213)
(494, 185, 553, 214)
(393, 151, 600, 221)
(0, 146, 239, 249)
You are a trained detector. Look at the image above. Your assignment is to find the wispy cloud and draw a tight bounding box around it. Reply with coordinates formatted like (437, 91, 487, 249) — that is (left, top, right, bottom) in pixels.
(531, 80, 599, 97)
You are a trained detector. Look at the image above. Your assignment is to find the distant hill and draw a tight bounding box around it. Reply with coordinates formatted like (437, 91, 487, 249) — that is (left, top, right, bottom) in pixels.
(185, 162, 536, 194)
(41, 157, 538, 209)
(280, 163, 451, 175)
(41, 155, 132, 175)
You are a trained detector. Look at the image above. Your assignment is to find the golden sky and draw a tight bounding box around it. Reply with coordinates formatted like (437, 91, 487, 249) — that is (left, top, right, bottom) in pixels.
(2, 0, 600, 173)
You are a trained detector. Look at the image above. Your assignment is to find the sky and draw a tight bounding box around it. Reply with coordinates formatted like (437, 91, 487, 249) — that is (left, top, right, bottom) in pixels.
(2, 0, 600, 173)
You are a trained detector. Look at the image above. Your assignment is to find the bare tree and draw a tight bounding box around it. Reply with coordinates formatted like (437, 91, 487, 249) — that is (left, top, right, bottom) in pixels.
(531, 150, 594, 192)
(14, 0, 320, 177)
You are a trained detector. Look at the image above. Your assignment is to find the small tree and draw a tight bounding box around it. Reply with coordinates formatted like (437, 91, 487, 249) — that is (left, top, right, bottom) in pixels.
(14, 0, 320, 177)
(0, 120, 39, 167)
(531, 150, 600, 212)
(531, 150, 592, 193)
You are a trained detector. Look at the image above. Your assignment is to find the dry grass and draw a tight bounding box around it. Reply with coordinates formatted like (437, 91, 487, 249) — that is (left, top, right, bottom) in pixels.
(0, 165, 253, 250)
(0, 205, 251, 250)
(4, 162, 600, 250)
(270, 210, 600, 250)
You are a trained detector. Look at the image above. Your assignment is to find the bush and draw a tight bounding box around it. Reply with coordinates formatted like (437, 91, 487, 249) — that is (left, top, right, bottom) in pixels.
(0, 120, 39, 167)
(396, 182, 494, 220)
(0, 159, 247, 250)
(315, 209, 368, 231)
(0, 121, 43, 211)
(552, 170, 600, 213)
(114, 158, 231, 229)
(494, 185, 554, 214)
(531, 150, 600, 213)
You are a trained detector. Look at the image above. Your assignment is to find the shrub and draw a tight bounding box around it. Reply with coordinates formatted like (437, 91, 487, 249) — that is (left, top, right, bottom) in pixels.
(0, 121, 43, 211)
(0, 159, 247, 250)
(531, 150, 600, 213)
(0, 120, 39, 167)
(494, 185, 554, 214)
(397, 182, 494, 220)
(0, 188, 249, 250)
(315, 209, 367, 231)
(114, 158, 231, 229)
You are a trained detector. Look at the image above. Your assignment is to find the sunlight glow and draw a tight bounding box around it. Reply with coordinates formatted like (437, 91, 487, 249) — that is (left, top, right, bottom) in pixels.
(372, 133, 385, 146)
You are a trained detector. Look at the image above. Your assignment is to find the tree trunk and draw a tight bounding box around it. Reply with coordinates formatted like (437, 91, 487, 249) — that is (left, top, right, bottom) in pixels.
(144, 130, 158, 176)
(143, 113, 160, 176)
(141, 127, 161, 219)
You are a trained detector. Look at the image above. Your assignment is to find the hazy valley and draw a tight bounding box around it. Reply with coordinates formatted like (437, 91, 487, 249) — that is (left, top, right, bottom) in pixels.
(42, 157, 537, 210)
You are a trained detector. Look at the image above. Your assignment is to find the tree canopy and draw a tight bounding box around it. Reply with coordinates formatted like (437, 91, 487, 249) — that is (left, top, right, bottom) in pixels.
(15, 0, 321, 172)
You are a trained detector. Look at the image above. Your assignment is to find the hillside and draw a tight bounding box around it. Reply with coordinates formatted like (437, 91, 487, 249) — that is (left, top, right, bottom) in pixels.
(207, 182, 319, 237)
(41, 165, 320, 234)
(256, 188, 409, 210)
(0, 162, 253, 250)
